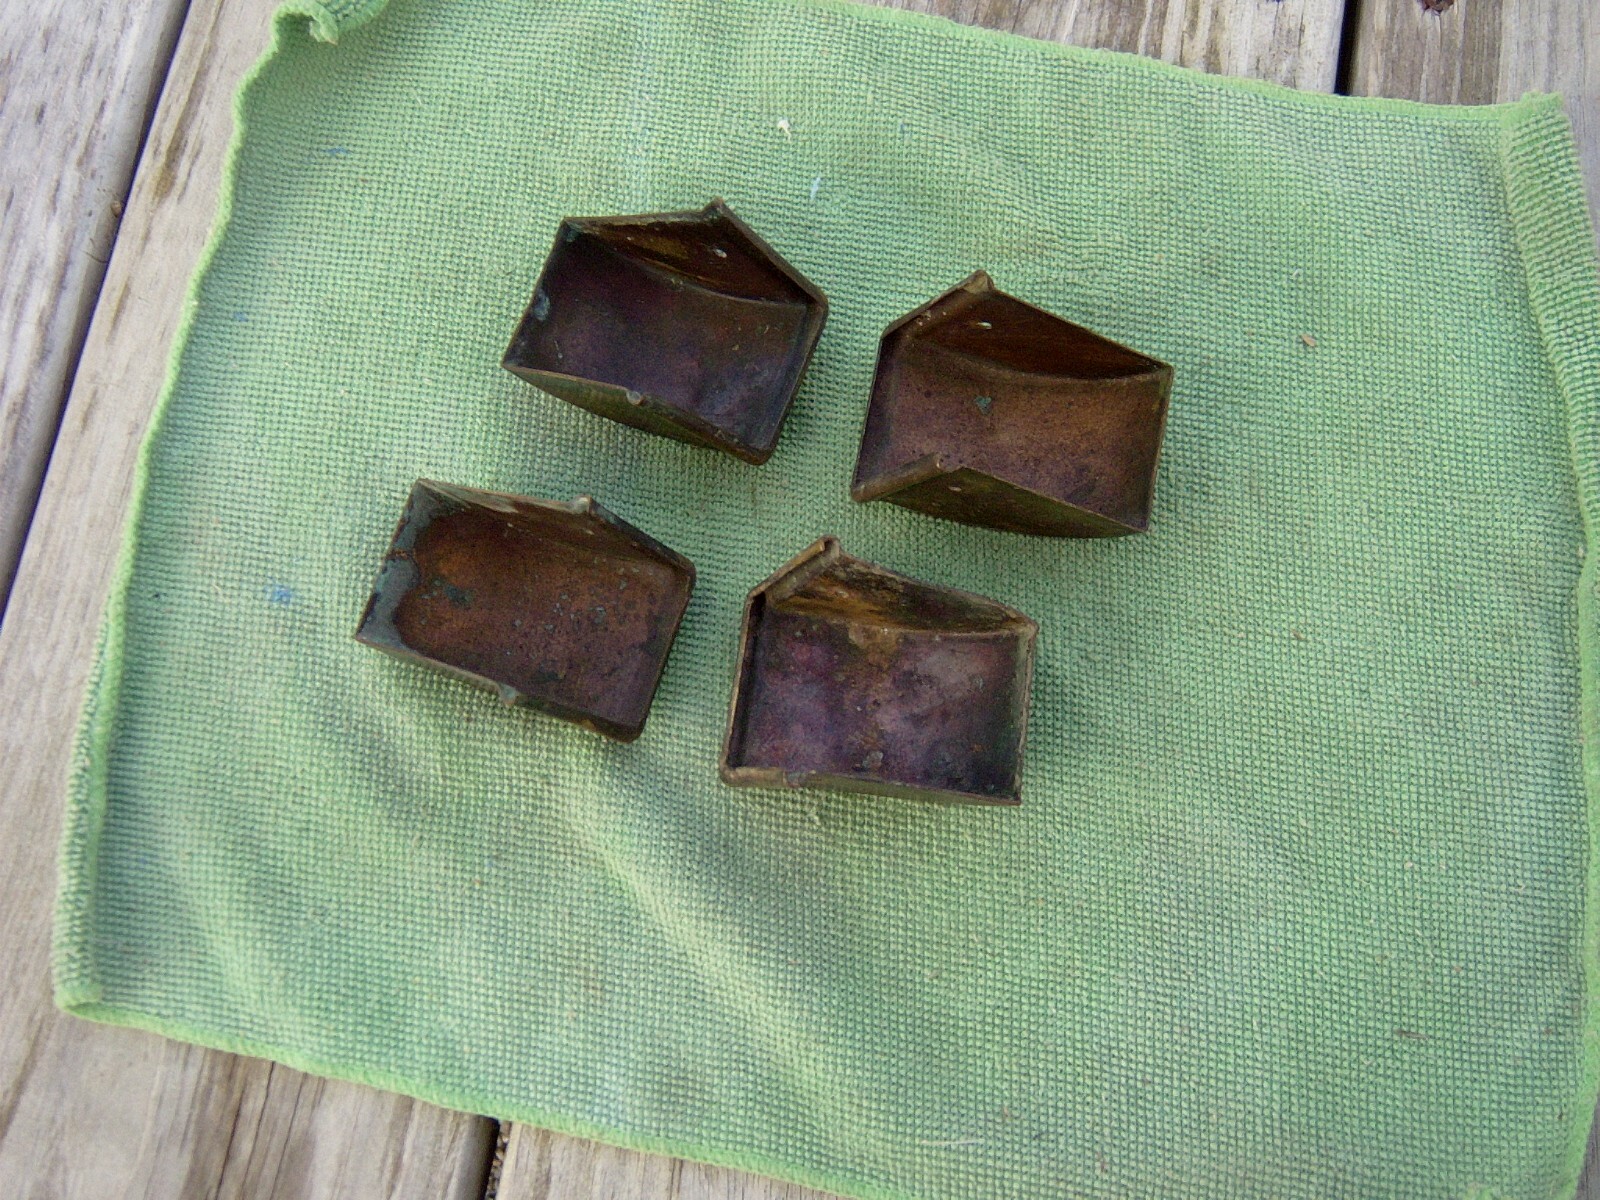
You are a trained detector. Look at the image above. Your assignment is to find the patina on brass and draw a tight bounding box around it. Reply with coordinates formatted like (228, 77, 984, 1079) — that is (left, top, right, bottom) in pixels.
(720, 538, 1036, 805)
(852, 271, 1172, 536)
(356, 480, 694, 742)
(503, 199, 828, 464)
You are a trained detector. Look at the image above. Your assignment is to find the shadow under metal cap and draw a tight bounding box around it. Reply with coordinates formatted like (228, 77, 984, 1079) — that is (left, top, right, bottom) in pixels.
(851, 271, 1172, 536)
(720, 537, 1036, 805)
(356, 480, 695, 742)
(503, 200, 828, 465)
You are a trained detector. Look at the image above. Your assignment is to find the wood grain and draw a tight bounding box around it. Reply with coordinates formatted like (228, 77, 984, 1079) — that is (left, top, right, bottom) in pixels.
(0, 0, 496, 1194)
(1346, 0, 1599, 232)
(0, 0, 190, 618)
(494, 1126, 837, 1200)
(877, 0, 1346, 89)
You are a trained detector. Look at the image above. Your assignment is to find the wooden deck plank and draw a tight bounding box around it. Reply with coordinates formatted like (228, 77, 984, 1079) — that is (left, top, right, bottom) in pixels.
(878, 0, 1345, 89)
(0, 0, 497, 1194)
(488, 0, 1344, 1193)
(494, 1126, 837, 1200)
(0, 0, 190, 618)
(1346, 0, 1599, 232)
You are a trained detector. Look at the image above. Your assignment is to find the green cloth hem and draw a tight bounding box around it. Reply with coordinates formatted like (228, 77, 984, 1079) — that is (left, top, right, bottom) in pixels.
(52, 3, 310, 1012)
(282, 0, 386, 42)
(1496, 97, 1600, 1195)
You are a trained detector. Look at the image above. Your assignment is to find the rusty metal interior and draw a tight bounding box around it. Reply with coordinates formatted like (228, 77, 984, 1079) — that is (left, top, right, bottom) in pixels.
(853, 271, 1172, 536)
(503, 201, 828, 464)
(722, 537, 1037, 805)
(356, 480, 695, 741)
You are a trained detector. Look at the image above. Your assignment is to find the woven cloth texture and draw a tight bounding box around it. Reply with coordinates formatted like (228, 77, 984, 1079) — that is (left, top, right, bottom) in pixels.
(54, 0, 1600, 1196)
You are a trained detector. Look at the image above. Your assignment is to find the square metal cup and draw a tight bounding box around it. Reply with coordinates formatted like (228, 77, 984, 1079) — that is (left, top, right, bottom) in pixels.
(356, 480, 694, 742)
(852, 271, 1172, 536)
(721, 538, 1036, 805)
(503, 200, 828, 465)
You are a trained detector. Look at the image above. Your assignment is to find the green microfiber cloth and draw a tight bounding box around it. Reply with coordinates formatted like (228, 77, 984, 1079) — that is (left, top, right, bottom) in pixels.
(54, 1, 1600, 1196)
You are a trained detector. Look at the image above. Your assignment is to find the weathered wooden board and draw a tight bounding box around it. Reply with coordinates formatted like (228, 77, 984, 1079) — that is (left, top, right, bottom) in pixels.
(0, 0, 189, 615)
(879, 0, 1344, 89)
(494, 1125, 837, 1200)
